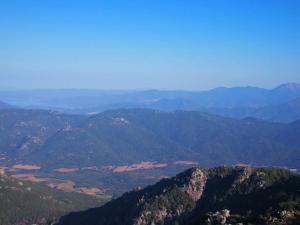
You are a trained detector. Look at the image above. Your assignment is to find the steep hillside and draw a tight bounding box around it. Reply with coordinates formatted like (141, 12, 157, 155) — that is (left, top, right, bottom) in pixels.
(0, 109, 83, 159)
(58, 166, 300, 225)
(32, 110, 191, 168)
(0, 170, 107, 225)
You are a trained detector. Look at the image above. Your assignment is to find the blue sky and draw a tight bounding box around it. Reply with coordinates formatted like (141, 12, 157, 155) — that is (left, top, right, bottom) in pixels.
(0, 0, 299, 90)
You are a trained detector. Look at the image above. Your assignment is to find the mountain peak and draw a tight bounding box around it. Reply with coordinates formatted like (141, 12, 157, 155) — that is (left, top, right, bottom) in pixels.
(273, 83, 300, 92)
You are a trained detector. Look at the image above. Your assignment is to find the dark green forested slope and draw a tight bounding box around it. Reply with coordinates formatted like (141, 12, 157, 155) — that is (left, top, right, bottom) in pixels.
(58, 166, 300, 225)
(0, 109, 83, 158)
(0, 108, 299, 169)
(29, 109, 300, 168)
(0, 172, 106, 225)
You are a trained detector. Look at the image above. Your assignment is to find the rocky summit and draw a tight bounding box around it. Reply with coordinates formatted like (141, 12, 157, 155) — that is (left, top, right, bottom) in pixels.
(58, 166, 300, 225)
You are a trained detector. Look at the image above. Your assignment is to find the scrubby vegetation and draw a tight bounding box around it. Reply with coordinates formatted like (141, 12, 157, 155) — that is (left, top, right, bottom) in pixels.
(0, 172, 107, 225)
(58, 166, 300, 225)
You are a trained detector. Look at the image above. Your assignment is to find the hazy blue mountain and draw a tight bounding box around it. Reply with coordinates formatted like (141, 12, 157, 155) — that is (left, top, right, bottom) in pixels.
(0, 100, 14, 109)
(250, 98, 300, 122)
(268, 83, 300, 103)
(1, 83, 300, 122)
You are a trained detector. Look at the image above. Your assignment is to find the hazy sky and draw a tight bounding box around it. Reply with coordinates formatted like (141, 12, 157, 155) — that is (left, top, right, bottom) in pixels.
(1, 0, 300, 90)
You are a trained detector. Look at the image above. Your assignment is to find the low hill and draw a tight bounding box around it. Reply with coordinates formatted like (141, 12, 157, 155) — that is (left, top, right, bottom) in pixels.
(58, 166, 300, 225)
(0, 170, 107, 225)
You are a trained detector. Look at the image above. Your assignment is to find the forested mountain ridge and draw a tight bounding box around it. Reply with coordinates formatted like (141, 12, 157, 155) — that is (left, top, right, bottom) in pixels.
(57, 166, 300, 225)
(0, 108, 299, 167)
(25, 109, 300, 168)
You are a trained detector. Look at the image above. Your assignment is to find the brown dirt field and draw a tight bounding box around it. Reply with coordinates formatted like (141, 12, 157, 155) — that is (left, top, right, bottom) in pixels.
(12, 174, 48, 183)
(53, 168, 79, 173)
(48, 180, 76, 192)
(173, 161, 198, 165)
(78, 187, 104, 196)
(12, 173, 106, 196)
(112, 161, 168, 173)
(13, 164, 41, 170)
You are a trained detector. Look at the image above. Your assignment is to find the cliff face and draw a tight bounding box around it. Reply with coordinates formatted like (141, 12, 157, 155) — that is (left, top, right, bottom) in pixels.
(58, 167, 300, 225)
(133, 168, 208, 225)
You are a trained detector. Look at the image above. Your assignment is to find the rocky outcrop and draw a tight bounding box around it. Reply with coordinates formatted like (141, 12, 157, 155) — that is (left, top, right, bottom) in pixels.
(57, 166, 300, 225)
(182, 168, 207, 201)
(133, 168, 208, 225)
(205, 209, 231, 225)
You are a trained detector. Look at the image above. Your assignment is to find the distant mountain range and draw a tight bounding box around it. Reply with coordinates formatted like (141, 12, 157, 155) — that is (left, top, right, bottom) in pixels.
(0, 108, 299, 194)
(1, 83, 300, 122)
(57, 166, 300, 225)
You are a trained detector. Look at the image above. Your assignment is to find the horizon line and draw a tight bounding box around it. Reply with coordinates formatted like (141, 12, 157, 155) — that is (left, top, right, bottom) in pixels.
(0, 82, 299, 92)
